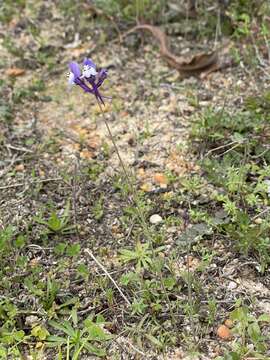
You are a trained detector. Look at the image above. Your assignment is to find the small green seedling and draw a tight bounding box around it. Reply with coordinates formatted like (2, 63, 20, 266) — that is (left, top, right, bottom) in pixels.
(47, 313, 112, 358)
(35, 202, 75, 234)
(119, 242, 164, 272)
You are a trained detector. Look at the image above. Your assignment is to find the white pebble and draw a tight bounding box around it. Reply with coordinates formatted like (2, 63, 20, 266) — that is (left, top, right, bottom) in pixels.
(227, 281, 238, 290)
(150, 214, 163, 224)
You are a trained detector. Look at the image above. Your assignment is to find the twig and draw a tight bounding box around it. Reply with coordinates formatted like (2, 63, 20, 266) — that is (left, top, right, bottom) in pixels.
(0, 154, 17, 178)
(84, 248, 131, 306)
(216, 142, 243, 157)
(0, 177, 62, 190)
(5, 144, 33, 153)
(0, 183, 26, 190)
(204, 140, 240, 158)
(112, 331, 147, 357)
(122, 338, 146, 357)
(252, 207, 270, 220)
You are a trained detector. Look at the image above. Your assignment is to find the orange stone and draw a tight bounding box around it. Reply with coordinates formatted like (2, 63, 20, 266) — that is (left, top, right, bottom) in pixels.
(217, 325, 231, 340)
(153, 173, 168, 186)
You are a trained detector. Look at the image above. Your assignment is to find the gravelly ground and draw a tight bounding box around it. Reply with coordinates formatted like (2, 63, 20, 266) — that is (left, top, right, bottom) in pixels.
(0, 2, 270, 359)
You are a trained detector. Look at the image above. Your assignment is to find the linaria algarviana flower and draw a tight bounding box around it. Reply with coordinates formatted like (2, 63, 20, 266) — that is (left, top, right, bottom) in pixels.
(67, 58, 109, 105)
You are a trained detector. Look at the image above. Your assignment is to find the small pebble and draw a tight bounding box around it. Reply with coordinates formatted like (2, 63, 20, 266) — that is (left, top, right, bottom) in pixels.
(227, 281, 238, 290)
(150, 214, 163, 224)
(25, 315, 39, 326)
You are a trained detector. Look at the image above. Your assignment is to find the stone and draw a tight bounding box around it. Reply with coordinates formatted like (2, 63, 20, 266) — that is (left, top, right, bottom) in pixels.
(150, 214, 163, 224)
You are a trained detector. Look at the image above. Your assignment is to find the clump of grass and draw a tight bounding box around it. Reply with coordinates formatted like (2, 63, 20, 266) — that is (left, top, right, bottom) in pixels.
(190, 93, 270, 272)
(93, 0, 167, 25)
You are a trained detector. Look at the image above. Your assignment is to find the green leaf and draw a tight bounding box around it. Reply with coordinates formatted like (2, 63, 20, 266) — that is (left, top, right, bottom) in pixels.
(66, 243, 81, 257)
(46, 335, 66, 346)
(223, 352, 241, 360)
(31, 325, 50, 340)
(49, 320, 75, 337)
(83, 342, 106, 357)
(0, 225, 14, 252)
(163, 276, 176, 290)
(54, 242, 67, 255)
(258, 313, 270, 322)
(247, 322, 261, 343)
(86, 323, 111, 341)
(62, 200, 70, 224)
(96, 314, 106, 324)
(120, 271, 139, 286)
(14, 234, 25, 248)
(57, 297, 78, 310)
(177, 223, 212, 245)
(76, 263, 89, 279)
(145, 334, 163, 348)
(48, 212, 62, 232)
(13, 330, 25, 341)
(119, 249, 137, 262)
(71, 307, 78, 327)
(57, 347, 63, 360)
(0, 346, 7, 358)
(230, 306, 248, 322)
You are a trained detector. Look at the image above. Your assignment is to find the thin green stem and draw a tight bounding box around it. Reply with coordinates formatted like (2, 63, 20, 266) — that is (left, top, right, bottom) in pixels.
(96, 100, 177, 332)
(186, 204, 196, 345)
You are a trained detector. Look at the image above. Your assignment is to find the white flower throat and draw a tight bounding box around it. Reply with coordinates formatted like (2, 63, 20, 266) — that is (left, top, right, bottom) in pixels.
(82, 65, 97, 78)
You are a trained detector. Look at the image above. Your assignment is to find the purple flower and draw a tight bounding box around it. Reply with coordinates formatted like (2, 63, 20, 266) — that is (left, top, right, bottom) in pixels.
(67, 58, 109, 105)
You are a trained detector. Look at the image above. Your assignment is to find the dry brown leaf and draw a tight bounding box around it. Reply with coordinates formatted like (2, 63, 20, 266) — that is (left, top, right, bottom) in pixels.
(111, 225, 121, 235)
(80, 149, 94, 159)
(70, 125, 89, 137)
(118, 110, 129, 117)
(137, 168, 146, 178)
(6, 67, 25, 77)
(186, 255, 200, 270)
(167, 150, 197, 175)
(85, 135, 101, 150)
(70, 47, 87, 57)
(29, 258, 40, 268)
(124, 25, 228, 76)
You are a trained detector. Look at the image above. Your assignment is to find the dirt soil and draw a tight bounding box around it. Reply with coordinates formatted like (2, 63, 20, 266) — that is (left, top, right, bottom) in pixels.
(0, 2, 270, 359)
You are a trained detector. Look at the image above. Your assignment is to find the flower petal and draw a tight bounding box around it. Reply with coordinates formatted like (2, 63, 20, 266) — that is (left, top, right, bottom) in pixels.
(82, 65, 97, 78)
(69, 62, 81, 78)
(83, 58, 96, 69)
(68, 72, 75, 85)
(96, 68, 108, 87)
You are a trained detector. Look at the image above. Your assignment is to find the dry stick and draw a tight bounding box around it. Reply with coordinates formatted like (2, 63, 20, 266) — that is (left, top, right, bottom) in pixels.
(113, 336, 146, 357)
(96, 100, 177, 331)
(204, 140, 240, 158)
(123, 338, 146, 357)
(214, 7, 221, 48)
(252, 207, 270, 220)
(84, 249, 131, 306)
(5, 144, 33, 153)
(0, 177, 62, 190)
